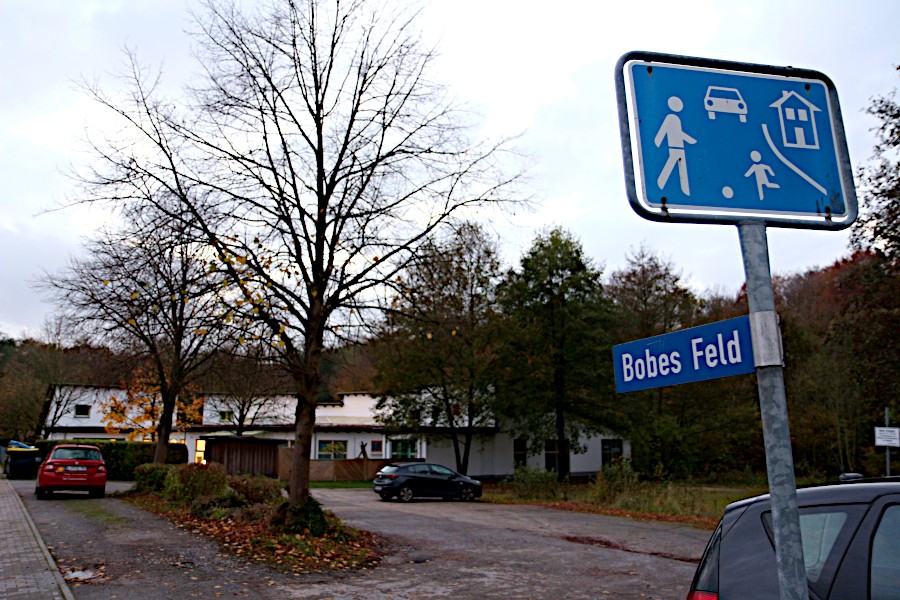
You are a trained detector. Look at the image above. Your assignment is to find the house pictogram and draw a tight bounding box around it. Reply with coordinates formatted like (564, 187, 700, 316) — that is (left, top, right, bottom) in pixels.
(769, 91, 820, 150)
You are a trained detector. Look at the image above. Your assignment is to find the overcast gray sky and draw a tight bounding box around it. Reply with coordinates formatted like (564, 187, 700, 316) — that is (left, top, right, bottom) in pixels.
(2, 0, 898, 338)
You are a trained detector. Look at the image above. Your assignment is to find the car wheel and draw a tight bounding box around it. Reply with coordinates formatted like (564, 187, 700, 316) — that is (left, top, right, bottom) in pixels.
(89, 487, 106, 499)
(460, 486, 475, 502)
(35, 488, 47, 500)
(378, 493, 391, 502)
(398, 486, 414, 503)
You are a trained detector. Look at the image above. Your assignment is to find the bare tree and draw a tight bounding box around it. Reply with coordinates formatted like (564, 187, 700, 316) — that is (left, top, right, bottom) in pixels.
(73, 0, 521, 505)
(41, 208, 230, 463)
(33, 317, 95, 437)
(203, 343, 292, 435)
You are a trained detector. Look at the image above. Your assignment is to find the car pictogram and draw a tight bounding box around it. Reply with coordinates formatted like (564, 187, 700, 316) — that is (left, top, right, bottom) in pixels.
(704, 86, 747, 122)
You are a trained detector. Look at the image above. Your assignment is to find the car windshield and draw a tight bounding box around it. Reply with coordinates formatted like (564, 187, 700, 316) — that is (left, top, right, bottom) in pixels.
(53, 448, 101, 461)
(380, 465, 399, 474)
(709, 88, 741, 101)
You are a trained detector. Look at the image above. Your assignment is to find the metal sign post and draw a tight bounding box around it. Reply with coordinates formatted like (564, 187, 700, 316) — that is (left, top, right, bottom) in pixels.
(739, 221, 807, 600)
(875, 408, 899, 476)
(615, 51, 859, 600)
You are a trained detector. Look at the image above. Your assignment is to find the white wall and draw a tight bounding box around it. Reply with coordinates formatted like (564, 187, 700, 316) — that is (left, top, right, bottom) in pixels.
(424, 432, 631, 478)
(49, 386, 174, 434)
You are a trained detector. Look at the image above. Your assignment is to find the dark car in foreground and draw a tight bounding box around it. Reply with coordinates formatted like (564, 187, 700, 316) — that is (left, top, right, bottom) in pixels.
(35, 444, 107, 499)
(687, 479, 900, 600)
(373, 462, 482, 502)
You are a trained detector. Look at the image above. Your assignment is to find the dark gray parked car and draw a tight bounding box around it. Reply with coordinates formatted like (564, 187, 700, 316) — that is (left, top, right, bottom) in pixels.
(686, 479, 900, 600)
(373, 462, 482, 502)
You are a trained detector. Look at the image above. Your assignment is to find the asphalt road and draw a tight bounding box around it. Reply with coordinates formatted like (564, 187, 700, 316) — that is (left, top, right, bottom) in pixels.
(11, 481, 711, 599)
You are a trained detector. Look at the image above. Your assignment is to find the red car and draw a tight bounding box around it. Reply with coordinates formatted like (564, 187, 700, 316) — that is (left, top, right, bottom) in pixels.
(35, 444, 107, 499)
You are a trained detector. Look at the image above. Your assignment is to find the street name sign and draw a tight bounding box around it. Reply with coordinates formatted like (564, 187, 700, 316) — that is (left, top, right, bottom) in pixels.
(875, 427, 900, 447)
(616, 52, 857, 229)
(612, 316, 754, 393)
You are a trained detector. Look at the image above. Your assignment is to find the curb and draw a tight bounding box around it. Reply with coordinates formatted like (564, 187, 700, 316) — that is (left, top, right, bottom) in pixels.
(4, 478, 76, 600)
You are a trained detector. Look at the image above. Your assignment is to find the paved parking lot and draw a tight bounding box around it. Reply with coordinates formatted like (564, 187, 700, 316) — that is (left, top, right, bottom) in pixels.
(295, 489, 710, 599)
(9, 481, 710, 599)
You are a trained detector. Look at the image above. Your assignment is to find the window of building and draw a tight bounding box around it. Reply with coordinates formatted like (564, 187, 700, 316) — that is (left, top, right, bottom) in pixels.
(74, 404, 91, 418)
(194, 439, 206, 464)
(513, 437, 528, 468)
(218, 410, 234, 422)
(601, 439, 624, 467)
(543, 439, 570, 474)
(390, 439, 417, 459)
(544, 439, 559, 472)
(370, 440, 383, 456)
(317, 440, 347, 460)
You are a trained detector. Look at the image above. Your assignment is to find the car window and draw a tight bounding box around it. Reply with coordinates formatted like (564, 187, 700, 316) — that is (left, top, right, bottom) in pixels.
(53, 448, 101, 461)
(763, 504, 866, 594)
(871, 504, 900, 600)
(408, 464, 430, 474)
(799, 511, 846, 583)
(430, 465, 453, 477)
(691, 522, 721, 594)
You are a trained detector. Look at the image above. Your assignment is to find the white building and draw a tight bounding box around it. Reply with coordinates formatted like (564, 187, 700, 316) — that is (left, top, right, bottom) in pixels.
(44, 385, 628, 479)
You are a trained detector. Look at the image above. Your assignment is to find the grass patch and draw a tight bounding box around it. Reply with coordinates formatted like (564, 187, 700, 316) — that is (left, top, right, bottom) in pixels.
(486, 462, 769, 530)
(310, 481, 373, 489)
(65, 499, 126, 527)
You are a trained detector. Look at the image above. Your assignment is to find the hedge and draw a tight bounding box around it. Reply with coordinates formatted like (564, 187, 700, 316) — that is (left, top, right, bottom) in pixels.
(34, 439, 188, 480)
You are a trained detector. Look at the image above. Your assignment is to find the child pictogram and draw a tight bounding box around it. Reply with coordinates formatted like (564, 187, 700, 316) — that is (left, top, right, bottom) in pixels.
(744, 150, 780, 200)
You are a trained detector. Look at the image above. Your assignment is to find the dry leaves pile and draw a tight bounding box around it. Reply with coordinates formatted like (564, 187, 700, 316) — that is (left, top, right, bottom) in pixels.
(125, 493, 381, 574)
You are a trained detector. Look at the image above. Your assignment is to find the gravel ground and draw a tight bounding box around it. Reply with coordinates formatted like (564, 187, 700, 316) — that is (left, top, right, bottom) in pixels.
(12, 481, 313, 599)
(11, 481, 710, 600)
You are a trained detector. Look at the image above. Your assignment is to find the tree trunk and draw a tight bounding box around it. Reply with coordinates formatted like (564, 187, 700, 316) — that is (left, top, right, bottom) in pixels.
(289, 395, 314, 505)
(153, 394, 176, 464)
(287, 312, 324, 505)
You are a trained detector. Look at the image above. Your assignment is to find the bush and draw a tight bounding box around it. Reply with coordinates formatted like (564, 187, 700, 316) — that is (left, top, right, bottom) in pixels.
(190, 489, 246, 518)
(504, 465, 561, 500)
(164, 462, 229, 502)
(134, 463, 175, 493)
(34, 439, 188, 480)
(228, 474, 284, 505)
(271, 497, 329, 537)
(591, 458, 640, 503)
(233, 502, 279, 524)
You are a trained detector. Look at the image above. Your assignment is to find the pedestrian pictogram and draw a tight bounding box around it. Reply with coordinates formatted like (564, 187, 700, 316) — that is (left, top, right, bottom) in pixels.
(654, 96, 696, 195)
(615, 53, 857, 229)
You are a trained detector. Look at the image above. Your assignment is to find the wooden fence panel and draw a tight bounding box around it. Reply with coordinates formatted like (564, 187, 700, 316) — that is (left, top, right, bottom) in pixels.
(277, 448, 389, 482)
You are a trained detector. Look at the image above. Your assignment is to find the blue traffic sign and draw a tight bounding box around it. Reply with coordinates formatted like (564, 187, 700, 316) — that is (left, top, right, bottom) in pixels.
(612, 316, 754, 393)
(616, 52, 856, 229)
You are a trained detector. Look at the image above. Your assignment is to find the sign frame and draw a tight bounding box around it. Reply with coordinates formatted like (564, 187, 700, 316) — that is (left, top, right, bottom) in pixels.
(875, 427, 900, 448)
(615, 51, 857, 230)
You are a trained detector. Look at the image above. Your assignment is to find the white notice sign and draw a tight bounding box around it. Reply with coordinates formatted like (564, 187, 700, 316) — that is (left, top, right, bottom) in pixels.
(875, 427, 900, 447)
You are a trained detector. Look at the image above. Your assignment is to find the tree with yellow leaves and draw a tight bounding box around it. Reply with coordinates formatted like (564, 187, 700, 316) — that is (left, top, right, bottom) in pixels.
(41, 205, 237, 462)
(101, 363, 204, 441)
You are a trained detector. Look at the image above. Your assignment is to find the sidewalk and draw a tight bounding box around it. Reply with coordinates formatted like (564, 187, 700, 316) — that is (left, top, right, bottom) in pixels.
(0, 476, 74, 600)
